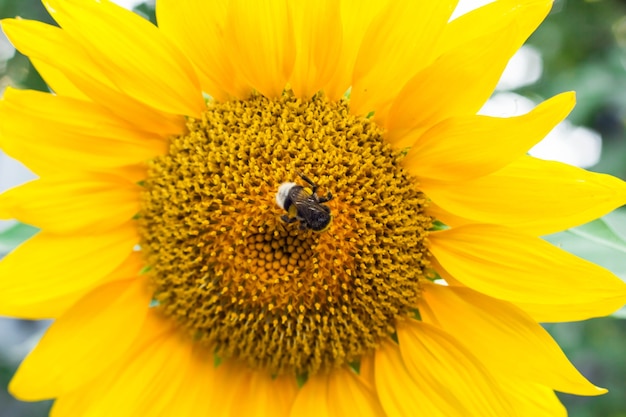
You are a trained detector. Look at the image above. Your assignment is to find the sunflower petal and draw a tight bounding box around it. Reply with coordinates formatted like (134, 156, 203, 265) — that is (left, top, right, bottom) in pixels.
(420, 283, 606, 395)
(231, 371, 297, 417)
(0, 226, 137, 319)
(0, 173, 140, 234)
(224, 0, 295, 98)
(289, 373, 330, 417)
(289, 367, 386, 417)
(430, 262, 613, 327)
(155, 350, 217, 417)
(0, 88, 166, 176)
(386, 0, 552, 145)
(350, 0, 458, 119)
(425, 201, 473, 229)
(515, 299, 626, 323)
(403, 92, 575, 181)
(423, 156, 626, 235)
(9, 279, 151, 400)
(398, 321, 518, 416)
(377, 325, 516, 417)
(503, 381, 567, 417)
(327, 367, 386, 417)
(2, 251, 144, 321)
(156, 0, 250, 101)
(43, 0, 203, 117)
(429, 224, 626, 321)
(206, 362, 255, 417)
(374, 341, 432, 416)
(49, 312, 190, 417)
(358, 353, 376, 391)
(289, 0, 342, 99)
(441, 0, 552, 55)
(1, 19, 186, 135)
(323, 0, 388, 101)
(28, 57, 89, 100)
(386, 22, 519, 146)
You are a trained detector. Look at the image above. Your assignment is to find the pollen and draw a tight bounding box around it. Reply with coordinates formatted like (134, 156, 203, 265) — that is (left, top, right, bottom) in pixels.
(139, 91, 432, 376)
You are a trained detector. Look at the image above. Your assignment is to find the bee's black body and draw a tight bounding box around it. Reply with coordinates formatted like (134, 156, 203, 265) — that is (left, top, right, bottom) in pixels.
(276, 174, 333, 232)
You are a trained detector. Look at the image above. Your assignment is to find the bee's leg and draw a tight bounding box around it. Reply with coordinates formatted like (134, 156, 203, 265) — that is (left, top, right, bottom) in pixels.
(318, 192, 333, 203)
(298, 172, 319, 193)
(281, 214, 298, 224)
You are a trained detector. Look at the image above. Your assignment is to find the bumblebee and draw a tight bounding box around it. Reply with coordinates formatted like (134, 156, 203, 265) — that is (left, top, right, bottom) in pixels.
(275, 173, 333, 232)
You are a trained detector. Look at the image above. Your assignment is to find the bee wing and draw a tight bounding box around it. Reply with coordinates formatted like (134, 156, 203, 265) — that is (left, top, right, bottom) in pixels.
(293, 198, 330, 215)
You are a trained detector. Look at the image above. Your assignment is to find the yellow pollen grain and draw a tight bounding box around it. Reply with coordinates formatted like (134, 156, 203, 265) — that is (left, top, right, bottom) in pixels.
(139, 91, 431, 376)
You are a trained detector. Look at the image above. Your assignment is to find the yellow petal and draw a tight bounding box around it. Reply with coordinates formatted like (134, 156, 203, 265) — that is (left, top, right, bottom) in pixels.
(425, 201, 473, 229)
(289, 0, 342, 99)
(429, 224, 626, 321)
(441, 0, 551, 56)
(223, 0, 295, 98)
(374, 341, 433, 416)
(0, 173, 140, 234)
(386, 22, 519, 147)
(386, 0, 552, 145)
(99, 251, 145, 285)
(377, 325, 516, 417)
(116, 163, 149, 184)
(28, 57, 90, 100)
(3, 251, 144, 321)
(430, 262, 615, 326)
(1, 19, 186, 136)
(358, 353, 376, 391)
(327, 367, 386, 417)
(156, 0, 250, 101)
(0, 226, 137, 319)
(155, 349, 218, 417)
(503, 381, 567, 417)
(289, 372, 330, 417)
(43, 0, 204, 117)
(204, 361, 254, 417)
(0, 88, 166, 176)
(99, 338, 193, 417)
(49, 312, 190, 417)
(231, 370, 297, 417)
(422, 156, 626, 235)
(9, 278, 151, 400)
(290, 367, 386, 417)
(401, 321, 520, 416)
(403, 92, 575, 181)
(350, 0, 458, 119)
(515, 299, 626, 323)
(420, 283, 606, 395)
(323, 0, 388, 101)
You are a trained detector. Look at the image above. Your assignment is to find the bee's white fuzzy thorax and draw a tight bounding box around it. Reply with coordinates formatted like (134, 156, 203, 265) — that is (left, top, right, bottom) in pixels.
(276, 182, 297, 209)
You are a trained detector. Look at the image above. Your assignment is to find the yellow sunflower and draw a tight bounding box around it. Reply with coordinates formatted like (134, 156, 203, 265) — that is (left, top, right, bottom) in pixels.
(1, 0, 626, 415)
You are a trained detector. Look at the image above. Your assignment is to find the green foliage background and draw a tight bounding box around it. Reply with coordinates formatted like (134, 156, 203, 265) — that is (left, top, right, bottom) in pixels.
(0, 0, 625, 416)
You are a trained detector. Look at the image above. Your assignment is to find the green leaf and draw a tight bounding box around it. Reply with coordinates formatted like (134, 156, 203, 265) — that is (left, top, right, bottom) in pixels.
(0, 222, 39, 255)
(545, 213, 626, 320)
(544, 214, 626, 275)
(564, 218, 626, 254)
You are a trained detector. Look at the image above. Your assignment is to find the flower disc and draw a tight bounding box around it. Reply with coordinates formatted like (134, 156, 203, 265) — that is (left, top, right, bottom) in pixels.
(140, 92, 432, 375)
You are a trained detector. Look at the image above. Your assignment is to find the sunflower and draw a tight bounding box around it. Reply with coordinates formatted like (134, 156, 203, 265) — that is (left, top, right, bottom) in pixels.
(1, 0, 626, 415)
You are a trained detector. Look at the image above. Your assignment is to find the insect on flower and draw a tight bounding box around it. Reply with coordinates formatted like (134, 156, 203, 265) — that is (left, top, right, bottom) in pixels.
(275, 173, 333, 232)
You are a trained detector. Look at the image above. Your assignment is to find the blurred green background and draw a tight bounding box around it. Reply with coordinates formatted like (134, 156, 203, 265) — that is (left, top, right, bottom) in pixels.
(0, 0, 625, 416)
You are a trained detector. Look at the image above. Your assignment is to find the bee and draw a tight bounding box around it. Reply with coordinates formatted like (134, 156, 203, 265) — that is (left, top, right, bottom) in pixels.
(275, 173, 333, 232)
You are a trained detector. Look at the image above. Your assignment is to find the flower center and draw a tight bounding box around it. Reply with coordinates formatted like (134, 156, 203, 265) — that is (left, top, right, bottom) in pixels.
(139, 91, 432, 376)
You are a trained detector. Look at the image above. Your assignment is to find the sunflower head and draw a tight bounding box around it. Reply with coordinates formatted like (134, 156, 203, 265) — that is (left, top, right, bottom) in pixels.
(139, 90, 432, 376)
(1, 0, 626, 416)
